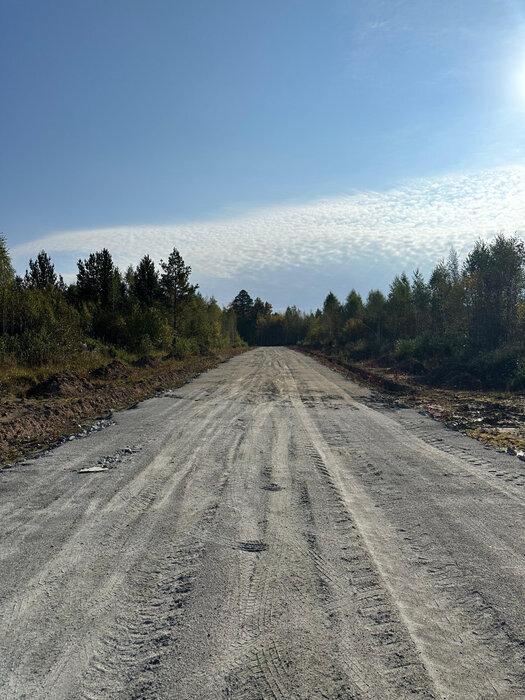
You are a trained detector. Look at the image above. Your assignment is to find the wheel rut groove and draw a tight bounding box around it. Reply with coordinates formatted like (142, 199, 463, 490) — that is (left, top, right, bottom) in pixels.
(1, 348, 525, 699)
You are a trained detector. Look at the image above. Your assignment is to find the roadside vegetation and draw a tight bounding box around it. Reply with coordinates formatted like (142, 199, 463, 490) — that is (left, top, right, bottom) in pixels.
(2, 232, 525, 461)
(0, 235, 246, 464)
(3, 232, 524, 395)
(233, 234, 525, 393)
(0, 235, 243, 394)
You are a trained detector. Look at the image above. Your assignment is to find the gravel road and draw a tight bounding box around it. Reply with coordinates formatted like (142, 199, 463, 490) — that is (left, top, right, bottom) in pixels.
(1, 347, 525, 699)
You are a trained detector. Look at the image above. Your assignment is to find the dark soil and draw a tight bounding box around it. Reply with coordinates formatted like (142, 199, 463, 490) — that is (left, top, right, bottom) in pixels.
(0, 348, 248, 467)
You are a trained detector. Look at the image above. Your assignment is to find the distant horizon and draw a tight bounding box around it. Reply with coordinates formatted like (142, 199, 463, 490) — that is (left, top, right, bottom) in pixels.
(8, 163, 525, 311)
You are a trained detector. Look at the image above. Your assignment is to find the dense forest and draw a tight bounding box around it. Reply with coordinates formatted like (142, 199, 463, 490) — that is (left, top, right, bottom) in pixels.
(0, 236, 243, 372)
(232, 234, 525, 391)
(1, 233, 524, 390)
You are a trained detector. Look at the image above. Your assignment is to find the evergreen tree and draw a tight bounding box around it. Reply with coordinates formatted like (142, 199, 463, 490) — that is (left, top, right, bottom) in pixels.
(160, 248, 197, 336)
(322, 292, 342, 343)
(134, 255, 159, 307)
(388, 273, 413, 338)
(253, 297, 272, 318)
(231, 290, 255, 343)
(411, 269, 430, 335)
(343, 289, 363, 320)
(464, 235, 525, 350)
(231, 290, 254, 318)
(77, 248, 116, 309)
(365, 290, 386, 342)
(24, 250, 57, 289)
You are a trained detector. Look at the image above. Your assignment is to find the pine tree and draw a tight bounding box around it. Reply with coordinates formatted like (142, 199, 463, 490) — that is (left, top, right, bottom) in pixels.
(322, 292, 342, 343)
(343, 289, 363, 320)
(76, 248, 116, 308)
(231, 290, 255, 343)
(134, 255, 159, 307)
(24, 250, 57, 289)
(160, 248, 197, 336)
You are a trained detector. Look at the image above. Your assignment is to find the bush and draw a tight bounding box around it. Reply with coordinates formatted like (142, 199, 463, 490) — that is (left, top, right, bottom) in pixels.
(125, 307, 172, 352)
(394, 338, 418, 360)
(170, 336, 199, 359)
(468, 346, 521, 389)
(510, 358, 525, 390)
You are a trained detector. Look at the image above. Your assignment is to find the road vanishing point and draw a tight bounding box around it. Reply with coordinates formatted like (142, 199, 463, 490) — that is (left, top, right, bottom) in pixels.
(1, 347, 525, 699)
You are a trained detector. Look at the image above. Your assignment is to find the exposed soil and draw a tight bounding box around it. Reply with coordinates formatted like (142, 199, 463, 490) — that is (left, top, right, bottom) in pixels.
(2, 347, 525, 698)
(0, 348, 247, 467)
(295, 346, 525, 455)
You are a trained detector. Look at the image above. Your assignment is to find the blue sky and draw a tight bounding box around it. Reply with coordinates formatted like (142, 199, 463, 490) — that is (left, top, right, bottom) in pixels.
(2, 0, 525, 308)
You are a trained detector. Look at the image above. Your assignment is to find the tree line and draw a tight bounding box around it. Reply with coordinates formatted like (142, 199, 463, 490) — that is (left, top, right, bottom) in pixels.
(231, 235, 525, 390)
(2, 233, 524, 389)
(0, 236, 242, 368)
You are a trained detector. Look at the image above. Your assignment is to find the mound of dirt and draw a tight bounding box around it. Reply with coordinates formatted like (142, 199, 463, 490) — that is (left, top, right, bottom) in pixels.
(2, 348, 248, 467)
(27, 372, 92, 399)
(89, 360, 129, 381)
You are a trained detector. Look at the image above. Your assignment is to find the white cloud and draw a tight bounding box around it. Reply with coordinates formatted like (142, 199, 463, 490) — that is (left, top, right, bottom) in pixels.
(11, 165, 525, 309)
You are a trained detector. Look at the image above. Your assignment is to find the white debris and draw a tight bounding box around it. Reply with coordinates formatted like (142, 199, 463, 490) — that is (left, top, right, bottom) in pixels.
(78, 466, 110, 473)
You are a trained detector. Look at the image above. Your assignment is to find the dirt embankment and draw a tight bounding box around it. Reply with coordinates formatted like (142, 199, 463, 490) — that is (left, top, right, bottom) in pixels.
(295, 346, 525, 454)
(0, 348, 247, 467)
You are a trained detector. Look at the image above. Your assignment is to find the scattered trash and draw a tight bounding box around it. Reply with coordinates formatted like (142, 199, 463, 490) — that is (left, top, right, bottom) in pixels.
(78, 466, 109, 473)
(76, 445, 141, 473)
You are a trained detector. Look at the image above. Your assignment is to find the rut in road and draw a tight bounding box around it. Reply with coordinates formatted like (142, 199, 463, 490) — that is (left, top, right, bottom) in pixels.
(1, 347, 525, 699)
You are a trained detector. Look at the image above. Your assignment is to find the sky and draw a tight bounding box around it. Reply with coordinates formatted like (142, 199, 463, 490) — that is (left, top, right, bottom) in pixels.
(2, 0, 525, 309)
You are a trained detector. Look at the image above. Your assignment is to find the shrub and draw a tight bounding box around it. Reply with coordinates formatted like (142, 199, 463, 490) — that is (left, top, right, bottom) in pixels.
(170, 336, 199, 359)
(468, 346, 521, 389)
(510, 358, 525, 391)
(394, 338, 418, 360)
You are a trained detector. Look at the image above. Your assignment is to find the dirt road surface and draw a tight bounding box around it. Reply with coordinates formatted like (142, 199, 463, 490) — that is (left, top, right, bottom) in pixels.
(1, 347, 525, 699)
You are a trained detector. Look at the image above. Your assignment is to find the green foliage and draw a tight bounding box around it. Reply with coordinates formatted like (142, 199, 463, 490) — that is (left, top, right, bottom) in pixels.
(126, 307, 172, 352)
(24, 251, 58, 289)
(467, 346, 522, 390)
(0, 234, 15, 290)
(77, 249, 122, 310)
(171, 336, 200, 359)
(133, 255, 159, 307)
(343, 290, 363, 320)
(0, 286, 83, 366)
(394, 338, 419, 360)
(0, 239, 241, 372)
(322, 292, 342, 343)
(3, 233, 525, 391)
(510, 357, 525, 390)
(160, 248, 198, 335)
(231, 290, 256, 343)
